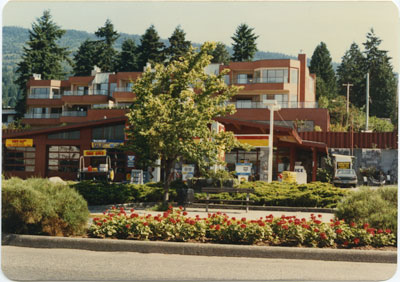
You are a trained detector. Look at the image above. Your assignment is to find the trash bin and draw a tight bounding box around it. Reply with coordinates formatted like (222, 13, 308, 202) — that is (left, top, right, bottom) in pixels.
(177, 188, 194, 206)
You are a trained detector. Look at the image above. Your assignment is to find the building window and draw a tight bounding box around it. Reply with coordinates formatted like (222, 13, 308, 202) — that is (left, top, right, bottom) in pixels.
(257, 69, 288, 83)
(92, 124, 125, 140)
(31, 88, 50, 95)
(108, 149, 126, 173)
(48, 146, 80, 173)
(3, 146, 36, 172)
(223, 75, 230, 85)
(48, 130, 80, 140)
(291, 69, 298, 84)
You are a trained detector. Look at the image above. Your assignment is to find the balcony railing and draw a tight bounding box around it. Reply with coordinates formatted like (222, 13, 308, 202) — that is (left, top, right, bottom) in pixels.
(92, 104, 131, 109)
(114, 87, 133, 92)
(28, 94, 61, 99)
(61, 111, 87, 117)
(231, 78, 289, 84)
(24, 113, 61, 119)
(228, 101, 318, 109)
(63, 90, 108, 96)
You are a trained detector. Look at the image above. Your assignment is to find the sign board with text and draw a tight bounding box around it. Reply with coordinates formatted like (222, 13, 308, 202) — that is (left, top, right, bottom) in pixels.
(83, 150, 107, 157)
(6, 139, 33, 147)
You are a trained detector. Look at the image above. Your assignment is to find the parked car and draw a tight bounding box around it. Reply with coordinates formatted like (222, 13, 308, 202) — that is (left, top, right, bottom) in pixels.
(333, 169, 358, 188)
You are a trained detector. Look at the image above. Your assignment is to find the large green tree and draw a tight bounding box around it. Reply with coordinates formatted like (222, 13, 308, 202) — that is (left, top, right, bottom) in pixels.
(125, 42, 244, 203)
(137, 25, 165, 70)
(14, 10, 70, 118)
(210, 42, 231, 64)
(363, 29, 397, 120)
(336, 42, 366, 108)
(94, 19, 120, 72)
(309, 42, 337, 100)
(165, 26, 191, 62)
(231, 24, 258, 62)
(117, 39, 139, 72)
(73, 39, 98, 76)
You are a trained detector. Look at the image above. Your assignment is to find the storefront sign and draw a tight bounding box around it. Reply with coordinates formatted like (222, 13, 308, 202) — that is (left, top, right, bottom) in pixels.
(235, 135, 269, 147)
(282, 171, 297, 183)
(127, 155, 135, 167)
(5, 139, 33, 147)
(235, 163, 252, 175)
(337, 162, 350, 169)
(182, 164, 195, 181)
(91, 140, 124, 149)
(83, 150, 107, 157)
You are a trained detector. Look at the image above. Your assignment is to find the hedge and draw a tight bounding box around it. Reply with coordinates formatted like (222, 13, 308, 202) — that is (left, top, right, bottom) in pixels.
(2, 177, 89, 236)
(195, 181, 348, 208)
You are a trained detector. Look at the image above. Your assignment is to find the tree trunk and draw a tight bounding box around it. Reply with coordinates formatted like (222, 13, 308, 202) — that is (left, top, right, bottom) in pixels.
(162, 158, 175, 204)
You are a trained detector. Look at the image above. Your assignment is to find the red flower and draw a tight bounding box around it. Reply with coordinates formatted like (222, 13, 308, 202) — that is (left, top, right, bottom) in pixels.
(241, 217, 246, 222)
(258, 222, 265, 227)
(385, 229, 391, 234)
(240, 224, 247, 229)
(163, 212, 169, 218)
(232, 217, 236, 221)
(125, 224, 131, 229)
(143, 222, 149, 226)
(367, 228, 375, 235)
(96, 222, 102, 226)
(215, 224, 221, 231)
(189, 220, 196, 225)
(179, 206, 183, 210)
(350, 222, 356, 227)
(288, 220, 293, 224)
(217, 211, 221, 215)
(354, 238, 360, 245)
(183, 211, 188, 216)
(313, 228, 319, 233)
(334, 221, 341, 226)
(377, 229, 384, 234)
(363, 223, 369, 229)
(169, 218, 176, 224)
(103, 219, 107, 222)
(343, 240, 349, 246)
(319, 232, 327, 240)
(227, 220, 232, 226)
(318, 214, 322, 218)
(130, 208, 134, 212)
(302, 224, 310, 229)
(282, 225, 289, 230)
(314, 220, 322, 225)
(336, 228, 343, 234)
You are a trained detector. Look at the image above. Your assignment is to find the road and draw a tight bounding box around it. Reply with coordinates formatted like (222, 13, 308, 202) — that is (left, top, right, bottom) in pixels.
(1, 246, 397, 281)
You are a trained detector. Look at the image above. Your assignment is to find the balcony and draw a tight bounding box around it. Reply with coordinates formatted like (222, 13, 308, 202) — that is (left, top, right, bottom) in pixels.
(28, 94, 61, 99)
(61, 91, 110, 104)
(22, 113, 61, 126)
(60, 111, 88, 123)
(26, 94, 63, 107)
(228, 101, 318, 109)
(24, 113, 61, 119)
(63, 90, 108, 96)
(114, 87, 132, 92)
(61, 111, 87, 117)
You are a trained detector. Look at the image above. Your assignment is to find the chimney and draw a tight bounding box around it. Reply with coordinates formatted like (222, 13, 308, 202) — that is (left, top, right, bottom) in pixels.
(33, 74, 41, 80)
(298, 54, 307, 103)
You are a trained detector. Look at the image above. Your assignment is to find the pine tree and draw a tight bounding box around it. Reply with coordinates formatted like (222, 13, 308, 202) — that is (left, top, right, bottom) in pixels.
(309, 42, 337, 99)
(336, 43, 366, 108)
(117, 39, 139, 72)
(166, 26, 191, 62)
(363, 29, 397, 119)
(94, 19, 119, 72)
(231, 24, 258, 62)
(14, 10, 70, 118)
(73, 39, 98, 76)
(210, 42, 230, 64)
(137, 25, 165, 70)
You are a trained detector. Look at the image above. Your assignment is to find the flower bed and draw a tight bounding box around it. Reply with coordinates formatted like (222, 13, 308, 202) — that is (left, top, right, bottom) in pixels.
(88, 206, 396, 248)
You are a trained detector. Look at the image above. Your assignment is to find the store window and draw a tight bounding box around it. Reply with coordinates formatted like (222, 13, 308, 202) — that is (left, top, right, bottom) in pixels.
(3, 147, 36, 172)
(48, 146, 80, 173)
(108, 149, 126, 173)
(92, 124, 125, 140)
(48, 130, 80, 140)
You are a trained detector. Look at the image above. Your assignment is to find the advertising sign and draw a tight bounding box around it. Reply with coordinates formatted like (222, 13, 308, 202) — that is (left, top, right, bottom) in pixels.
(235, 135, 269, 147)
(337, 162, 350, 169)
(83, 150, 106, 157)
(236, 163, 252, 182)
(127, 155, 135, 168)
(5, 139, 33, 147)
(91, 140, 124, 149)
(182, 164, 195, 181)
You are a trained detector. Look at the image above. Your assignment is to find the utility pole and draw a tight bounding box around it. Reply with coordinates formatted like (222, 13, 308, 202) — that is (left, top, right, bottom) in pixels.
(342, 82, 353, 126)
(366, 73, 370, 131)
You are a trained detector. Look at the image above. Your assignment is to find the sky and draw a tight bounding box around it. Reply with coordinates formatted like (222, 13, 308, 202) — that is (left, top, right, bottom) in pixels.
(1, 0, 400, 72)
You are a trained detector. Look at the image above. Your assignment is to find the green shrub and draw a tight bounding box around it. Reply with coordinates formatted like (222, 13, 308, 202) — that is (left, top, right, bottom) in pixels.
(2, 177, 89, 236)
(72, 181, 178, 205)
(195, 181, 348, 208)
(335, 187, 397, 233)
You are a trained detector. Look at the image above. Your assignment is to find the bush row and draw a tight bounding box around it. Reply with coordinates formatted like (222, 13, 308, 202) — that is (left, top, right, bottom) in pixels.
(195, 181, 348, 208)
(2, 177, 89, 236)
(88, 207, 396, 248)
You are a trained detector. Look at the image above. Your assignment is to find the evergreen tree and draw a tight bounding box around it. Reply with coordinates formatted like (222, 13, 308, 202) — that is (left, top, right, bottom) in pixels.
(336, 42, 366, 108)
(73, 39, 98, 76)
(309, 42, 337, 99)
(94, 19, 119, 72)
(363, 28, 397, 119)
(166, 26, 191, 62)
(231, 24, 258, 62)
(210, 42, 230, 64)
(137, 25, 165, 70)
(14, 10, 70, 118)
(117, 39, 139, 72)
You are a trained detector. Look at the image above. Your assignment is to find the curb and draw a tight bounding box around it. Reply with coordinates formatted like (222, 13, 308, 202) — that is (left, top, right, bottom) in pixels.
(2, 234, 396, 264)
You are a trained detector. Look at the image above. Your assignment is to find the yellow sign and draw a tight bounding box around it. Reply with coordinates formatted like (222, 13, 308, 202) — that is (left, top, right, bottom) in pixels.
(235, 135, 269, 147)
(282, 171, 297, 183)
(6, 139, 33, 147)
(83, 150, 107, 157)
(337, 162, 350, 169)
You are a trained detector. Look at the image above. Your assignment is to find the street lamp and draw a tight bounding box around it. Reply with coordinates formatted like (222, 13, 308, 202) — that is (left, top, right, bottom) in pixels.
(263, 100, 281, 183)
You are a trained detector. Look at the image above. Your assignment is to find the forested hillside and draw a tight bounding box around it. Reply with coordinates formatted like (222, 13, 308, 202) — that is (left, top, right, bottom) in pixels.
(2, 26, 300, 108)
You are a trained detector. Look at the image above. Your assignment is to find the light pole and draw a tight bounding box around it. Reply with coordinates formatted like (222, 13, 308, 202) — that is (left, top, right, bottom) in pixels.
(342, 82, 353, 126)
(263, 100, 281, 183)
